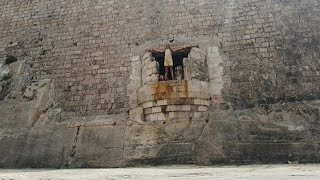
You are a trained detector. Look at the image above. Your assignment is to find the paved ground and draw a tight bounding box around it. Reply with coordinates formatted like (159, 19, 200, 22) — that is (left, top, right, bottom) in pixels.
(1, 164, 320, 180)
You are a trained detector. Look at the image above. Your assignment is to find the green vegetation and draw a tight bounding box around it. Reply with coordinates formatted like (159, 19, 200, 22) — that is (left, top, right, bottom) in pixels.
(1, 73, 13, 82)
(5, 55, 17, 65)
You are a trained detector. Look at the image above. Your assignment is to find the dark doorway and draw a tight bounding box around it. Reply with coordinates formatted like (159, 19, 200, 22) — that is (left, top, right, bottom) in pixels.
(151, 47, 192, 81)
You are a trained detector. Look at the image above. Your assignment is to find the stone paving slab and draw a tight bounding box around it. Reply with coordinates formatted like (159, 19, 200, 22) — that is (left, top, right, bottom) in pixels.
(1, 164, 320, 180)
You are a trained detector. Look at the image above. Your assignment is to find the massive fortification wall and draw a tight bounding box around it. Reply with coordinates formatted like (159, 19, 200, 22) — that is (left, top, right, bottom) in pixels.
(0, 0, 319, 168)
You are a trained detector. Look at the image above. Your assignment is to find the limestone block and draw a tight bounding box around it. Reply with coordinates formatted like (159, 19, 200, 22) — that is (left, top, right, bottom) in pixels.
(200, 81, 208, 88)
(155, 112, 166, 121)
(150, 74, 158, 82)
(149, 113, 157, 121)
(178, 92, 188, 98)
(175, 112, 190, 119)
(72, 125, 125, 166)
(0, 65, 10, 80)
(142, 52, 152, 61)
(152, 67, 158, 74)
(147, 62, 154, 69)
(142, 101, 154, 108)
(139, 95, 147, 105)
(166, 105, 177, 112)
(131, 56, 140, 62)
(193, 99, 201, 105)
(124, 145, 161, 161)
(152, 107, 162, 113)
(187, 48, 209, 81)
(142, 65, 148, 73)
(152, 61, 159, 74)
(174, 85, 185, 92)
(189, 92, 201, 98)
(146, 94, 153, 102)
(144, 108, 152, 115)
(181, 105, 191, 111)
(183, 58, 191, 80)
(156, 99, 168, 106)
(199, 92, 211, 99)
(143, 57, 154, 67)
(174, 105, 191, 111)
(189, 48, 206, 61)
(129, 107, 144, 123)
(202, 100, 210, 106)
(198, 106, 208, 112)
(145, 114, 151, 121)
(145, 69, 152, 77)
(145, 76, 151, 84)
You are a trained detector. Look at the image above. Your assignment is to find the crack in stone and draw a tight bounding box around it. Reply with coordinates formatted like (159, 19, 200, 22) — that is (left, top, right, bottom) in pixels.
(69, 126, 81, 158)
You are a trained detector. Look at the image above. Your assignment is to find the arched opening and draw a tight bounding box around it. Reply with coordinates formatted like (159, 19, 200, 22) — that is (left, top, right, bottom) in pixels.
(151, 47, 193, 81)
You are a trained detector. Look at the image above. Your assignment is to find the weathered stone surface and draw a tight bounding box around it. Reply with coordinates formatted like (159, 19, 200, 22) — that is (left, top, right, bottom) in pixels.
(0, 0, 320, 168)
(0, 66, 10, 80)
(184, 48, 209, 81)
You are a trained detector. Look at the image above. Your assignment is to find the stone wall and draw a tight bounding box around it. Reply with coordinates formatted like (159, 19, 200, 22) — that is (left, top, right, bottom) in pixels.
(1, 0, 319, 115)
(0, 0, 320, 168)
(221, 0, 320, 109)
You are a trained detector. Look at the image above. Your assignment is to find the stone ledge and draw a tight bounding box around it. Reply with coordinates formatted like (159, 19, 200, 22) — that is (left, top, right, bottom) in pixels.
(67, 113, 128, 128)
(144, 105, 209, 115)
(138, 80, 212, 104)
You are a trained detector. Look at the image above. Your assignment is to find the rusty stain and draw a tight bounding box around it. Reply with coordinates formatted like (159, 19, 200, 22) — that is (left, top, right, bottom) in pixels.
(154, 80, 189, 100)
(154, 81, 173, 100)
(183, 80, 189, 98)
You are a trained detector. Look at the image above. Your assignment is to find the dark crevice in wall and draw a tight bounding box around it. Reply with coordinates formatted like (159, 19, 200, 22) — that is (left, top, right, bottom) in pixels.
(69, 126, 81, 158)
(151, 47, 192, 79)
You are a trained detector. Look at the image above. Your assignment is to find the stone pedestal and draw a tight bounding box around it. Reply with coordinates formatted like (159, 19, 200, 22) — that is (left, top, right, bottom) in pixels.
(138, 80, 211, 121)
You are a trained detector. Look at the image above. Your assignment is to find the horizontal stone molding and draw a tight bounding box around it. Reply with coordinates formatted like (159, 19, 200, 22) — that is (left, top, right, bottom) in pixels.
(138, 80, 212, 104)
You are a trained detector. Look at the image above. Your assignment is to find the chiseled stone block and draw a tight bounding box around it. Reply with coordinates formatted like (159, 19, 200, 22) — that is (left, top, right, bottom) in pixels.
(156, 112, 166, 121)
(167, 105, 177, 112)
(198, 106, 208, 112)
(149, 113, 157, 121)
(144, 108, 152, 115)
(194, 98, 202, 105)
(150, 74, 158, 82)
(144, 114, 151, 121)
(129, 107, 144, 123)
(142, 101, 154, 108)
(142, 52, 151, 61)
(152, 107, 162, 113)
(176, 105, 191, 111)
(156, 99, 168, 106)
(202, 100, 210, 106)
(181, 105, 191, 111)
(145, 69, 153, 77)
(175, 112, 190, 119)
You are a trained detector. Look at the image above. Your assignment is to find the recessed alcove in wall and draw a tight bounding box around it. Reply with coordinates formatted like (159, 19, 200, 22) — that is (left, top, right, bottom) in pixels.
(136, 46, 213, 122)
(151, 47, 193, 80)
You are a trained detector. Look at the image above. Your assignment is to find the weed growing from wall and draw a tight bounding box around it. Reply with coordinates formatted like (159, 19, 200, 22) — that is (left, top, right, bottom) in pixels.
(5, 55, 17, 65)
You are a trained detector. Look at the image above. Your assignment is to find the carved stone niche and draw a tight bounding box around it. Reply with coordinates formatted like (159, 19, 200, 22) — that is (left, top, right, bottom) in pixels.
(137, 47, 212, 122)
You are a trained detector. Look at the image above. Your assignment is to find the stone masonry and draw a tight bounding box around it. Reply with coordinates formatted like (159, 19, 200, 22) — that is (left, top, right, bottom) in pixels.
(0, 0, 319, 168)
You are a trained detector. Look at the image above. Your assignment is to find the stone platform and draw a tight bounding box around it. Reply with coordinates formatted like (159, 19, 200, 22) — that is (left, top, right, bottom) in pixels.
(138, 80, 211, 121)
